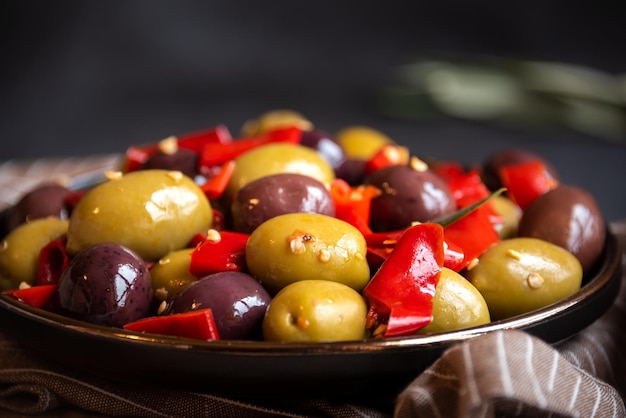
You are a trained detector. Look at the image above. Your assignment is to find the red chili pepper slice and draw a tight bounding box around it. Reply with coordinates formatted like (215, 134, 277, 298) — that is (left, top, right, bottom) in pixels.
(498, 159, 559, 210)
(200, 160, 236, 201)
(189, 230, 250, 277)
(4, 284, 57, 309)
(446, 170, 503, 225)
(363, 222, 444, 338)
(37, 236, 70, 286)
(329, 178, 380, 235)
(364, 143, 410, 175)
(123, 308, 220, 341)
(198, 126, 302, 170)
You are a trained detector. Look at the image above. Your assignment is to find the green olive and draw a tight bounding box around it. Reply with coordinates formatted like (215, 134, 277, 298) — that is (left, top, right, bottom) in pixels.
(150, 248, 196, 301)
(418, 267, 490, 334)
(240, 109, 314, 136)
(491, 195, 522, 239)
(335, 125, 393, 160)
(0, 217, 68, 289)
(262, 279, 367, 342)
(464, 237, 583, 320)
(66, 169, 213, 261)
(225, 143, 335, 202)
(246, 213, 370, 294)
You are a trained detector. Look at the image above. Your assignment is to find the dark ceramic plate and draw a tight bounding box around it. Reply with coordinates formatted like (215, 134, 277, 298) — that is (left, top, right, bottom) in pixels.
(0, 230, 621, 399)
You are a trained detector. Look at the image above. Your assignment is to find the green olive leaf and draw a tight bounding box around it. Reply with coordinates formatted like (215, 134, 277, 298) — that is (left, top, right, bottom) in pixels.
(431, 187, 506, 227)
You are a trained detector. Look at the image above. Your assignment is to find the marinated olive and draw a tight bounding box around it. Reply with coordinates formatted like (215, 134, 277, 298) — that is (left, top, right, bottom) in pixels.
(418, 267, 490, 334)
(299, 129, 346, 170)
(246, 213, 370, 294)
(54, 243, 153, 327)
(262, 279, 367, 342)
(231, 173, 335, 234)
(366, 164, 456, 231)
(140, 147, 199, 179)
(491, 195, 522, 239)
(518, 185, 606, 274)
(150, 248, 197, 302)
(240, 109, 313, 136)
(165, 271, 272, 340)
(225, 143, 335, 203)
(335, 126, 393, 160)
(66, 169, 213, 261)
(5, 183, 71, 232)
(465, 237, 583, 321)
(0, 217, 68, 289)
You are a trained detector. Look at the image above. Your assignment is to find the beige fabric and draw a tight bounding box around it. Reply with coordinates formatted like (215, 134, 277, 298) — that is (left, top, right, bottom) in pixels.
(0, 158, 624, 417)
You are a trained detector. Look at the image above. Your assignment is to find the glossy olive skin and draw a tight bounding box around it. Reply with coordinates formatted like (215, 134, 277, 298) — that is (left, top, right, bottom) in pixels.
(299, 129, 346, 170)
(66, 169, 213, 261)
(0, 217, 68, 290)
(246, 213, 370, 295)
(5, 183, 71, 232)
(482, 148, 559, 191)
(165, 271, 272, 340)
(262, 279, 367, 342)
(366, 165, 456, 231)
(465, 237, 583, 321)
(231, 173, 336, 234)
(518, 185, 606, 274)
(418, 267, 490, 334)
(150, 248, 197, 302)
(140, 148, 199, 179)
(225, 143, 335, 203)
(335, 125, 392, 160)
(54, 243, 153, 327)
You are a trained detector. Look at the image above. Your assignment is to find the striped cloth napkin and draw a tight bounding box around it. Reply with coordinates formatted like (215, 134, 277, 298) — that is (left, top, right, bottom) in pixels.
(0, 157, 624, 418)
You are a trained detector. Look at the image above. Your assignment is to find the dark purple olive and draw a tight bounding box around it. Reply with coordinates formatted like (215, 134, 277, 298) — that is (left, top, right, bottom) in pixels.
(366, 164, 456, 231)
(165, 271, 272, 340)
(335, 158, 367, 186)
(230, 173, 335, 234)
(54, 243, 153, 327)
(5, 183, 71, 232)
(140, 148, 199, 179)
(482, 148, 559, 191)
(518, 185, 606, 274)
(299, 129, 346, 170)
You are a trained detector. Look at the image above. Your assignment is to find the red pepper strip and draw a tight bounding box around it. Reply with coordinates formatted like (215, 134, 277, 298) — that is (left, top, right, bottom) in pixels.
(188, 230, 250, 277)
(37, 236, 70, 285)
(123, 125, 232, 172)
(123, 308, 220, 341)
(446, 170, 503, 225)
(200, 160, 236, 201)
(364, 144, 410, 175)
(442, 238, 465, 272)
(329, 178, 381, 235)
(199, 126, 302, 169)
(429, 160, 466, 182)
(363, 222, 444, 338)
(498, 159, 559, 210)
(443, 204, 500, 271)
(4, 284, 57, 309)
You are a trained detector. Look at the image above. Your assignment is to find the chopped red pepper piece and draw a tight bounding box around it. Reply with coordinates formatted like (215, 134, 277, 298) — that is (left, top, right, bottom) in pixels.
(123, 308, 220, 341)
(498, 159, 559, 210)
(429, 159, 466, 182)
(199, 160, 236, 201)
(329, 178, 380, 235)
(37, 236, 70, 286)
(199, 126, 302, 170)
(4, 284, 57, 309)
(446, 170, 503, 225)
(189, 230, 250, 277)
(364, 143, 410, 175)
(363, 222, 444, 338)
(122, 125, 232, 173)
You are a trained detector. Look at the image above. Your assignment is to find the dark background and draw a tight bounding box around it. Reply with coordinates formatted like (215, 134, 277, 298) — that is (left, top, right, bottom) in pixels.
(1, 1, 625, 220)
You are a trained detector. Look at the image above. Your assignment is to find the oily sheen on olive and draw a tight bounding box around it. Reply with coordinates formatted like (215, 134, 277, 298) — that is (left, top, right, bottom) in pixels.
(366, 164, 456, 231)
(54, 243, 153, 328)
(230, 173, 336, 234)
(518, 185, 606, 274)
(482, 148, 559, 191)
(4, 183, 71, 233)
